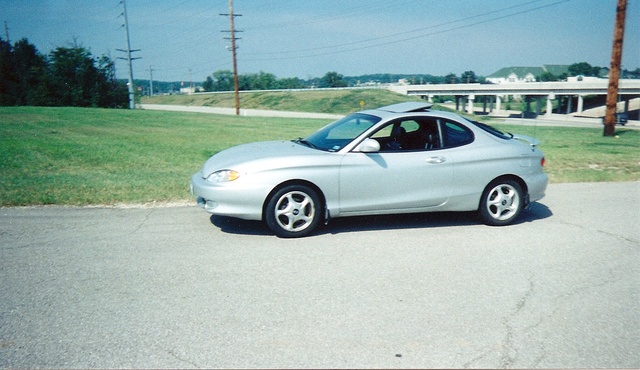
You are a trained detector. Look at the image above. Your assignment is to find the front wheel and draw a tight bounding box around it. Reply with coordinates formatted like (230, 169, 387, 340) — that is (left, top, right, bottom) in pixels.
(265, 185, 322, 238)
(479, 179, 524, 226)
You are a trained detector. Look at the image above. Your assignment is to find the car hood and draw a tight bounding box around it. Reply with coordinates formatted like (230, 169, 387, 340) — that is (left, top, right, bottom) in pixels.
(201, 140, 320, 176)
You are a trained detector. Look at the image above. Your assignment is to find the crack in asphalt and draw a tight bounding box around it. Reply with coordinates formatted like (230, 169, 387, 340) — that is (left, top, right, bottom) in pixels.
(464, 266, 625, 369)
(500, 275, 535, 368)
(129, 209, 154, 235)
(557, 218, 639, 246)
(167, 349, 201, 368)
(551, 269, 625, 305)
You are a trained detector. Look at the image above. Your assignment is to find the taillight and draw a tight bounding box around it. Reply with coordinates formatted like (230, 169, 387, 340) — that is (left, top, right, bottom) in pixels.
(541, 157, 546, 167)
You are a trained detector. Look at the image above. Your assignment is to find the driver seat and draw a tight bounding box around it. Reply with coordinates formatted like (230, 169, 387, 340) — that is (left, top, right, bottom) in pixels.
(386, 126, 406, 150)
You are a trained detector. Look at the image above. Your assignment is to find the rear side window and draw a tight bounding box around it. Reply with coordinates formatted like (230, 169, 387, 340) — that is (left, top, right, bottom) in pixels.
(442, 120, 473, 148)
(472, 120, 513, 140)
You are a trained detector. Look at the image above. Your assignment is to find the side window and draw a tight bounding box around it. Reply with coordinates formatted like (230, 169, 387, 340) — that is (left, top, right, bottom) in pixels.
(442, 120, 473, 148)
(371, 124, 394, 140)
(399, 120, 420, 134)
(370, 120, 419, 138)
(371, 119, 422, 151)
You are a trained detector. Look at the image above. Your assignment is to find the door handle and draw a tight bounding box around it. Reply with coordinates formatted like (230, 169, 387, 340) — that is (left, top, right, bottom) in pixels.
(426, 156, 446, 164)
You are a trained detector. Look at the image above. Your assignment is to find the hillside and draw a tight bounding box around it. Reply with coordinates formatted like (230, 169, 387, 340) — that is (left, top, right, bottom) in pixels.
(141, 89, 424, 115)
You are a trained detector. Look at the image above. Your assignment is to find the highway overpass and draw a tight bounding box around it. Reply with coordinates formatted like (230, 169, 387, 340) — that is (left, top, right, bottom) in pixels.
(389, 80, 640, 118)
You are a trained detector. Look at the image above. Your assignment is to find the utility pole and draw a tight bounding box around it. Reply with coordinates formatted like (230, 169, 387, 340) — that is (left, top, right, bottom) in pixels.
(3, 21, 9, 43)
(604, 0, 627, 136)
(149, 65, 154, 97)
(117, 0, 141, 109)
(221, 0, 242, 115)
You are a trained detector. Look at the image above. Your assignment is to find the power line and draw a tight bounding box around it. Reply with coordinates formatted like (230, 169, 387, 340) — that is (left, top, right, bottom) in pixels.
(242, 0, 405, 32)
(243, 0, 575, 62)
(245, 0, 548, 56)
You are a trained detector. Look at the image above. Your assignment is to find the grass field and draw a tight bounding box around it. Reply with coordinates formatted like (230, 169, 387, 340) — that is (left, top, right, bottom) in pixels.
(1, 105, 639, 206)
(0, 106, 328, 206)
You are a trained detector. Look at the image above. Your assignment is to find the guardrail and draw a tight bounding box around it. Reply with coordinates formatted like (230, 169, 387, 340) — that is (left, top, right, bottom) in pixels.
(389, 80, 640, 97)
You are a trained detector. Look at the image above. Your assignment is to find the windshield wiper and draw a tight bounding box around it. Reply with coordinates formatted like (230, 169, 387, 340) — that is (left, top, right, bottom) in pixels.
(294, 138, 319, 149)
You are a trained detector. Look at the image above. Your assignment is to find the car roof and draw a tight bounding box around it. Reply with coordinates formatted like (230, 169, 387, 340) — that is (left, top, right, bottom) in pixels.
(374, 102, 433, 113)
(361, 102, 468, 123)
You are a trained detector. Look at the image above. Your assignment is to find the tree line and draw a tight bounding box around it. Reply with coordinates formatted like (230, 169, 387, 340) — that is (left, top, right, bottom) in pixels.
(0, 38, 128, 108)
(200, 70, 479, 92)
(200, 63, 640, 93)
(202, 70, 307, 92)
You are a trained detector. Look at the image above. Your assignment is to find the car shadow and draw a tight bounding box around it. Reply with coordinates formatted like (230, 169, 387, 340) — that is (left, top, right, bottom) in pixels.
(210, 215, 272, 236)
(321, 202, 552, 235)
(320, 211, 479, 235)
(209, 202, 552, 237)
(519, 202, 553, 224)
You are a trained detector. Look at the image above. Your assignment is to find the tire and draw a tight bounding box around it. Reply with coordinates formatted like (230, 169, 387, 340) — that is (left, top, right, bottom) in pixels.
(264, 184, 322, 238)
(479, 179, 524, 226)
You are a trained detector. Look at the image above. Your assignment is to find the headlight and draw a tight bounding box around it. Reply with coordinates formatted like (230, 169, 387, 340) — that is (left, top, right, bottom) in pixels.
(206, 169, 240, 183)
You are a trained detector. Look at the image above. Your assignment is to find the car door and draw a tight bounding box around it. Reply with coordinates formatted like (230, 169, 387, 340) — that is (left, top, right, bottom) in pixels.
(337, 118, 453, 215)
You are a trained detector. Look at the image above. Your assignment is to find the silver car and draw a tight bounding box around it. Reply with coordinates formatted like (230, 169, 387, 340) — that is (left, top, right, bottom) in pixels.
(191, 102, 547, 238)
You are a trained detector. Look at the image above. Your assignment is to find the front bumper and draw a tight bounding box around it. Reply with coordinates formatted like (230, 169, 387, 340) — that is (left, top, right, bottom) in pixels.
(190, 173, 267, 221)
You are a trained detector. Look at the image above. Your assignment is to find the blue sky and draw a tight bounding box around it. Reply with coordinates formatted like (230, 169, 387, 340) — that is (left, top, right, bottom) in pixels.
(2, 0, 639, 83)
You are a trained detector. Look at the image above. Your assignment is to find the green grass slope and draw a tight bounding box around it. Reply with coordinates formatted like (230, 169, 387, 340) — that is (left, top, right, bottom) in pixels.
(141, 89, 424, 114)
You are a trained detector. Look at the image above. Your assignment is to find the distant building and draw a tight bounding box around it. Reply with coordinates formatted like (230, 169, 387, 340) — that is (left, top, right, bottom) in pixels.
(567, 75, 603, 82)
(179, 86, 203, 94)
(486, 65, 570, 84)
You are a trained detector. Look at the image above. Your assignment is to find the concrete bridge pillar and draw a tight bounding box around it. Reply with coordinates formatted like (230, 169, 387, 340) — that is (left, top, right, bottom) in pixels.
(467, 94, 475, 114)
(624, 98, 630, 115)
(427, 94, 433, 103)
(546, 93, 555, 117)
(577, 95, 584, 114)
(496, 96, 502, 112)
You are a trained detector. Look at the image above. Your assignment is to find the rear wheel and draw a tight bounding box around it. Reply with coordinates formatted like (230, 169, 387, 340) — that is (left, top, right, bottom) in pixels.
(479, 179, 524, 226)
(265, 184, 322, 238)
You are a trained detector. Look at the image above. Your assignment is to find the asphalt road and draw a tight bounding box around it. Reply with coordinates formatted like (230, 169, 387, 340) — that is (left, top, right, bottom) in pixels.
(1, 182, 638, 368)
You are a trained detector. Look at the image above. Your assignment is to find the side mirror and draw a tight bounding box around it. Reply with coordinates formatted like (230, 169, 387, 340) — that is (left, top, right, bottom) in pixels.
(354, 138, 380, 153)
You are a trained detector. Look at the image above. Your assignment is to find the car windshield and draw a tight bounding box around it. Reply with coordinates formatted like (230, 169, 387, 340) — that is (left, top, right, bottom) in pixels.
(298, 113, 381, 152)
(470, 120, 513, 140)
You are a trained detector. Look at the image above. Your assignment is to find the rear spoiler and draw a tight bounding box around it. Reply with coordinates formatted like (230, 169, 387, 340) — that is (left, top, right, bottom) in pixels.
(512, 134, 540, 147)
